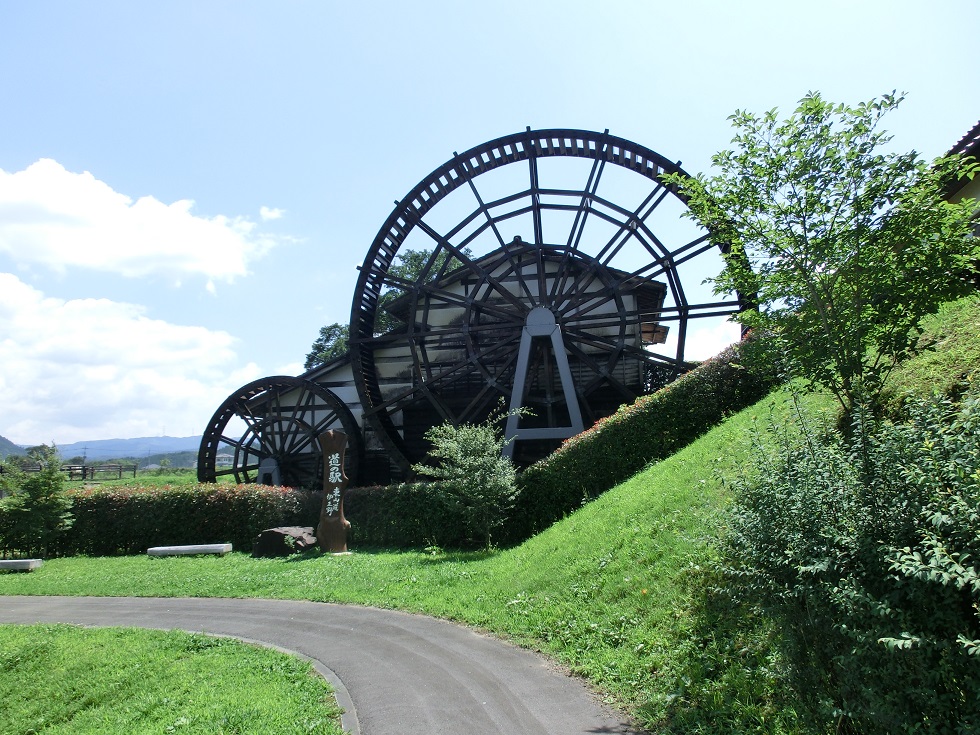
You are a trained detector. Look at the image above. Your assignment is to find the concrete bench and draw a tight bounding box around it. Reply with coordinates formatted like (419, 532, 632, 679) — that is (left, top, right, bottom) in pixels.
(147, 544, 233, 557)
(0, 559, 43, 572)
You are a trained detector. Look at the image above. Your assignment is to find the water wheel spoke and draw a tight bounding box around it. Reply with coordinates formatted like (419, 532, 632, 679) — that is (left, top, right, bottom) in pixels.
(652, 300, 743, 321)
(670, 233, 713, 267)
(458, 380, 506, 425)
(564, 324, 689, 368)
(550, 151, 608, 302)
(559, 257, 667, 315)
(378, 269, 523, 326)
(561, 339, 635, 400)
(361, 337, 520, 418)
(458, 155, 509, 251)
(527, 137, 544, 247)
(411, 217, 527, 314)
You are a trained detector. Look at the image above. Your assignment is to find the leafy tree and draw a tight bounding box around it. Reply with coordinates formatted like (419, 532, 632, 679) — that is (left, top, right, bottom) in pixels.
(304, 246, 473, 370)
(666, 92, 979, 414)
(304, 323, 349, 370)
(0, 444, 73, 557)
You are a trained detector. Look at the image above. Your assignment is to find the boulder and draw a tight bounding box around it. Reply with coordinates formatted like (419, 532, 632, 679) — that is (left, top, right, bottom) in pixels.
(251, 526, 318, 557)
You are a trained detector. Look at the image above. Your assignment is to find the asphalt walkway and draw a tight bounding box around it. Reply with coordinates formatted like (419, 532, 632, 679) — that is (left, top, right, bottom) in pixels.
(0, 596, 642, 735)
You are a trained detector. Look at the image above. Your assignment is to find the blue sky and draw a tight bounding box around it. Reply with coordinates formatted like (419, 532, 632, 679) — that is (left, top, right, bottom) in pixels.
(1, 0, 976, 445)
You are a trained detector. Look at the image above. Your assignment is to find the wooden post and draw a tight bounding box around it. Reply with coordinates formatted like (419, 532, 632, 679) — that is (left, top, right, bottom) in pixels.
(316, 430, 351, 554)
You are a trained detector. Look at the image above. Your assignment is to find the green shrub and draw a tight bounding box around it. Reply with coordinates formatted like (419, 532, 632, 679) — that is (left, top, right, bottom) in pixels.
(27, 483, 310, 556)
(722, 384, 980, 734)
(0, 446, 73, 557)
(345, 479, 521, 550)
(412, 413, 519, 548)
(508, 333, 782, 541)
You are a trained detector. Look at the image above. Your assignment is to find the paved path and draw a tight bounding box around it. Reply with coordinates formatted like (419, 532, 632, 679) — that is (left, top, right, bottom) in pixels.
(0, 596, 641, 735)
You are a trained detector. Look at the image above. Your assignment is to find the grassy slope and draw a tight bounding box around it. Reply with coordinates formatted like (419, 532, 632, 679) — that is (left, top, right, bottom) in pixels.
(882, 293, 980, 409)
(3, 296, 978, 733)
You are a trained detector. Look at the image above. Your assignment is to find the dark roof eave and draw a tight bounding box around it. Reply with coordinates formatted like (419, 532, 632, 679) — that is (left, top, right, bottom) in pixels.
(947, 119, 980, 161)
(941, 119, 980, 198)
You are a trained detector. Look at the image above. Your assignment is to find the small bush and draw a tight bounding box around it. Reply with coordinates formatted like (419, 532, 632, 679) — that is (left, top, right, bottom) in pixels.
(413, 413, 519, 547)
(722, 384, 980, 733)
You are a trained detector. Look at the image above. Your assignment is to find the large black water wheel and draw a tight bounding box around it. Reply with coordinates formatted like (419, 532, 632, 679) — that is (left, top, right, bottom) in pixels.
(349, 128, 742, 470)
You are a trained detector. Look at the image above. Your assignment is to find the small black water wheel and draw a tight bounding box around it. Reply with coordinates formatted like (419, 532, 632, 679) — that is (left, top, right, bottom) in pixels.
(197, 376, 361, 488)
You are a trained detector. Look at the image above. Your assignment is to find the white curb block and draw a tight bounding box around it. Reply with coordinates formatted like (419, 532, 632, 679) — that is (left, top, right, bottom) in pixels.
(147, 544, 232, 557)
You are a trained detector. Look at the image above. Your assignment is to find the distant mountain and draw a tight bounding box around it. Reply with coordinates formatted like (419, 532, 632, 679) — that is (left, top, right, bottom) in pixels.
(57, 436, 202, 461)
(0, 434, 26, 459)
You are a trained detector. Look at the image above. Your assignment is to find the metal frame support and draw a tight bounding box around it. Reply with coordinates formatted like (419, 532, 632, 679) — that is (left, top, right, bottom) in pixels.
(503, 307, 584, 458)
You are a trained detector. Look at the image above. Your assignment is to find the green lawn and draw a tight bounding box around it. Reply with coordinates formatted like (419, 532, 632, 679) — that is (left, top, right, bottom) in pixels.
(64, 468, 222, 490)
(0, 624, 344, 735)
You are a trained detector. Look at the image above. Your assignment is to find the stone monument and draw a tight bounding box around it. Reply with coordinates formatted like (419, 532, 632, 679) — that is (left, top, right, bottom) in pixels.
(316, 430, 351, 553)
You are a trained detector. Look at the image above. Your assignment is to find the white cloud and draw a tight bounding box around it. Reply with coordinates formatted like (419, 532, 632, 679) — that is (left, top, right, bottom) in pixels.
(0, 273, 261, 444)
(272, 360, 306, 377)
(259, 206, 284, 221)
(683, 318, 742, 361)
(0, 159, 279, 283)
(651, 316, 742, 364)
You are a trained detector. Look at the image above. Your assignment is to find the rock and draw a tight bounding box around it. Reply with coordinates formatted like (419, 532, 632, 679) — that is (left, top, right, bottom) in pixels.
(251, 526, 318, 557)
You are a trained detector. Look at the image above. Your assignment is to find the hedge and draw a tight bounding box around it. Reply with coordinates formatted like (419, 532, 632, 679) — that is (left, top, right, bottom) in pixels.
(0, 478, 489, 556)
(345, 481, 475, 549)
(49, 483, 311, 556)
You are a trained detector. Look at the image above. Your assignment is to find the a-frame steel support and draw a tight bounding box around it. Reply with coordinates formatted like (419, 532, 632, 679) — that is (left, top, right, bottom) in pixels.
(503, 306, 585, 457)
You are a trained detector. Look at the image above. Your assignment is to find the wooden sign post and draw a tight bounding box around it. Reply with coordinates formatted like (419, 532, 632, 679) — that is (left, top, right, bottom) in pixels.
(316, 430, 351, 554)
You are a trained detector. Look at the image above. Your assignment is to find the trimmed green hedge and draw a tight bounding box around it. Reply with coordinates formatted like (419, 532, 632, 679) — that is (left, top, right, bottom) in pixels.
(503, 334, 781, 542)
(51, 483, 310, 556)
(1, 477, 483, 556)
(345, 481, 471, 548)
